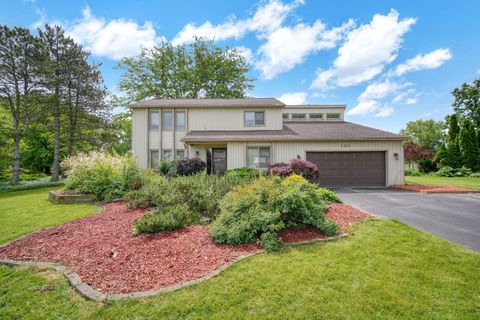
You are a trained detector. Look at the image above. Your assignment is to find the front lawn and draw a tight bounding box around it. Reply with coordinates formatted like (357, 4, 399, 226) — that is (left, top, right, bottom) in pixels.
(1, 219, 479, 319)
(0, 187, 99, 245)
(405, 175, 480, 190)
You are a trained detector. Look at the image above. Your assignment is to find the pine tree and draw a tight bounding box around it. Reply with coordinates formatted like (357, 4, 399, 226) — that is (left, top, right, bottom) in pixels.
(459, 119, 479, 170)
(445, 114, 462, 168)
(434, 144, 448, 167)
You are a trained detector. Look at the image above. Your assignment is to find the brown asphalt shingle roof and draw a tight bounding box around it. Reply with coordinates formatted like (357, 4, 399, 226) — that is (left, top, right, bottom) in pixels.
(182, 121, 405, 142)
(131, 98, 285, 108)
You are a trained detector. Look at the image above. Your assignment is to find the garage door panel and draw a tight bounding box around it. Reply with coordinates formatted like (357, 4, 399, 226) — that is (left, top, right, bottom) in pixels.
(306, 151, 386, 187)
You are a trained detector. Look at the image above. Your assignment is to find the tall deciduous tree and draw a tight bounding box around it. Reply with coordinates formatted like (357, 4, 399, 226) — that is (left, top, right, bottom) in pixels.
(403, 142, 433, 168)
(115, 39, 254, 105)
(399, 119, 445, 152)
(0, 26, 42, 183)
(452, 79, 480, 129)
(459, 119, 479, 170)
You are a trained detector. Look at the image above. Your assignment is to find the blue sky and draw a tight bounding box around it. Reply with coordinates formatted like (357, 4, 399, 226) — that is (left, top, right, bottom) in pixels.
(2, 0, 480, 132)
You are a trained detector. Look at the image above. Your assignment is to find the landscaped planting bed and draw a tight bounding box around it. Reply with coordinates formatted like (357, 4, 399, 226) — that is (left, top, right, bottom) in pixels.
(0, 201, 369, 294)
(392, 184, 478, 193)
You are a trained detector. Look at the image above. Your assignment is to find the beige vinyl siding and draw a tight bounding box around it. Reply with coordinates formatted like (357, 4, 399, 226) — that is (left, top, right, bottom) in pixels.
(148, 132, 160, 149)
(132, 108, 148, 168)
(188, 108, 283, 131)
(227, 142, 246, 169)
(272, 141, 404, 186)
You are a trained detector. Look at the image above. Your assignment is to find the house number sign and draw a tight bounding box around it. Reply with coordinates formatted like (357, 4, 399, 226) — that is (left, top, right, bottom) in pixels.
(340, 143, 351, 148)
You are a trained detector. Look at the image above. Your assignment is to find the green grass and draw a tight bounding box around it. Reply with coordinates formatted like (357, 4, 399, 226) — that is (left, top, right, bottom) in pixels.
(405, 175, 480, 190)
(1, 219, 479, 319)
(0, 187, 99, 245)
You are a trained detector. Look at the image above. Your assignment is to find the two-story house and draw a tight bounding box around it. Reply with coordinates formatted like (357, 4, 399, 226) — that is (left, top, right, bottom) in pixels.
(131, 98, 405, 187)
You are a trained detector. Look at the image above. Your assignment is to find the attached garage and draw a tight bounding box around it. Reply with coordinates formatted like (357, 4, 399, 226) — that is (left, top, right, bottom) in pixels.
(306, 151, 386, 187)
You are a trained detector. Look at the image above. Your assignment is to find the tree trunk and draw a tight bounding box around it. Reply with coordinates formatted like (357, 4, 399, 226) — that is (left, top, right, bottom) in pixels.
(11, 116, 21, 184)
(51, 94, 61, 181)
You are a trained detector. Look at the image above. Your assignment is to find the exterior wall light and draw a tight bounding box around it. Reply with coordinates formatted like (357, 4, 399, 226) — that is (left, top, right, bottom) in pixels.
(394, 152, 399, 160)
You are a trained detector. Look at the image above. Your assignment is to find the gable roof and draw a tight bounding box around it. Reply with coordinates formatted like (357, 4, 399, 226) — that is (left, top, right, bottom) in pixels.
(131, 98, 285, 108)
(182, 121, 405, 142)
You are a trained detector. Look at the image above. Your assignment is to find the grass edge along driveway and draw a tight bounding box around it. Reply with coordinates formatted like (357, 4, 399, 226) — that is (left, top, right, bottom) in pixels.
(0, 186, 99, 245)
(405, 175, 480, 190)
(1, 219, 479, 320)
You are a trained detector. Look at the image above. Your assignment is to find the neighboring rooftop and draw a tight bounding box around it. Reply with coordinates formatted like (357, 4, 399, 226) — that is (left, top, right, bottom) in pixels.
(182, 121, 405, 142)
(130, 98, 285, 108)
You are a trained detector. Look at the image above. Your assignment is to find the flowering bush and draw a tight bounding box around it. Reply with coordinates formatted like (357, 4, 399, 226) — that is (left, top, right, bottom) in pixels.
(61, 151, 145, 201)
(268, 159, 319, 180)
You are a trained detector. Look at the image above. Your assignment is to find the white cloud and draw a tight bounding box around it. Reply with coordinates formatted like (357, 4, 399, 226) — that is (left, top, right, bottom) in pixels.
(311, 10, 416, 90)
(65, 6, 162, 60)
(171, 0, 302, 45)
(278, 91, 308, 104)
(257, 20, 353, 79)
(348, 80, 411, 117)
(391, 48, 452, 76)
(234, 46, 254, 63)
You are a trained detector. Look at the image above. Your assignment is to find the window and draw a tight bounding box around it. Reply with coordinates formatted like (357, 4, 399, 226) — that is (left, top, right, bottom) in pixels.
(244, 111, 265, 126)
(292, 113, 306, 120)
(162, 149, 172, 160)
(150, 150, 159, 169)
(149, 111, 159, 130)
(162, 111, 172, 130)
(326, 113, 341, 120)
(309, 113, 323, 120)
(176, 111, 185, 130)
(176, 149, 185, 160)
(282, 113, 289, 121)
(247, 146, 270, 169)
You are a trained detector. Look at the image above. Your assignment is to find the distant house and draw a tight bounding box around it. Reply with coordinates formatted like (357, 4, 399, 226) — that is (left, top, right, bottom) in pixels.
(131, 98, 405, 187)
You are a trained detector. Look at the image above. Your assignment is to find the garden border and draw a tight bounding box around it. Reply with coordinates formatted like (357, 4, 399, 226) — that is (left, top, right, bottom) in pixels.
(0, 233, 347, 302)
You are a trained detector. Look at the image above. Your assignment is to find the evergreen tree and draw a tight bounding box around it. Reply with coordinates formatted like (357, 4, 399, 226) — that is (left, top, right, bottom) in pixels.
(445, 114, 462, 168)
(459, 119, 479, 170)
(434, 144, 448, 167)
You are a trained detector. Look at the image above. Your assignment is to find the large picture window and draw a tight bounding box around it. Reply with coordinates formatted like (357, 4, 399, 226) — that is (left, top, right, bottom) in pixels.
(149, 111, 159, 130)
(244, 111, 265, 126)
(247, 146, 270, 169)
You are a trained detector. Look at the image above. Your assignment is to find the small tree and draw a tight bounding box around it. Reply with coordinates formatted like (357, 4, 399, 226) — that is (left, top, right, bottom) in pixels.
(403, 142, 433, 168)
(434, 144, 448, 168)
(459, 119, 479, 170)
(399, 119, 445, 151)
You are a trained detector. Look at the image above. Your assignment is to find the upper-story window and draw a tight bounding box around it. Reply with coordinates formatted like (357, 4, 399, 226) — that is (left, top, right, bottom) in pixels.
(292, 113, 306, 121)
(282, 113, 289, 121)
(149, 111, 159, 130)
(162, 111, 172, 130)
(326, 113, 341, 120)
(176, 111, 185, 130)
(244, 111, 265, 126)
(309, 113, 323, 120)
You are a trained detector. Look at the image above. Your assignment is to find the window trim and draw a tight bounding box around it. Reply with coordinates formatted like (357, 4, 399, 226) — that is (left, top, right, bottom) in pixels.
(282, 113, 290, 121)
(149, 111, 159, 131)
(326, 113, 341, 120)
(246, 146, 271, 170)
(162, 111, 173, 131)
(291, 113, 307, 121)
(244, 111, 265, 127)
(175, 111, 185, 130)
(308, 113, 324, 120)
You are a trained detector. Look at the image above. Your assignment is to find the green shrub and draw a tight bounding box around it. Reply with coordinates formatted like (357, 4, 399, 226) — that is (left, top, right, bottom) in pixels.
(405, 168, 422, 176)
(224, 167, 260, 179)
(159, 160, 175, 175)
(210, 176, 337, 252)
(470, 172, 480, 178)
(133, 204, 189, 235)
(61, 151, 146, 201)
(417, 158, 437, 173)
(260, 232, 281, 252)
(316, 188, 342, 203)
(435, 166, 455, 177)
(0, 168, 49, 182)
(455, 166, 472, 177)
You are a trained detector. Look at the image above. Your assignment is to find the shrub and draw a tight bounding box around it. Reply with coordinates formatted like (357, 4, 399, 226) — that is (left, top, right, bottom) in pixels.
(405, 168, 422, 176)
(316, 188, 342, 203)
(417, 158, 437, 173)
(455, 166, 472, 177)
(159, 160, 175, 175)
(435, 166, 455, 177)
(288, 158, 319, 179)
(268, 162, 292, 177)
(132, 204, 189, 235)
(260, 232, 281, 252)
(470, 172, 480, 178)
(61, 151, 145, 201)
(175, 157, 207, 176)
(225, 167, 260, 179)
(210, 176, 337, 251)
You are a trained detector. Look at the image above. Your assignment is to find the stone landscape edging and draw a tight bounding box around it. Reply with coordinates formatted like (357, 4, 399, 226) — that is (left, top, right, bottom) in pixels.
(390, 185, 480, 194)
(0, 233, 347, 302)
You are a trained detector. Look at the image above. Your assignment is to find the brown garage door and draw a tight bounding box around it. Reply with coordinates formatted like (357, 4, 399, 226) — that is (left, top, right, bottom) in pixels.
(306, 151, 386, 187)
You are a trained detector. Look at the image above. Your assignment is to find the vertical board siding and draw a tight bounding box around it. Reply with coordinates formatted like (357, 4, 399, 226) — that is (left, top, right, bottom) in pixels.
(132, 108, 148, 168)
(227, 142, 246, 169)
(161, 131, 173, 149)
(188, 108, 283, 131)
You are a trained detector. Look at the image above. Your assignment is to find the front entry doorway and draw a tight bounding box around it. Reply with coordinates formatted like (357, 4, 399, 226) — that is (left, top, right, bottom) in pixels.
(207, 148, 227, 174)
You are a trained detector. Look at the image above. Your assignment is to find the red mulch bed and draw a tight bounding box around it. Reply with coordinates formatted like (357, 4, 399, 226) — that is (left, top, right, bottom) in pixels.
(0, 202, 370, 294)
(392, 184, 477, 193)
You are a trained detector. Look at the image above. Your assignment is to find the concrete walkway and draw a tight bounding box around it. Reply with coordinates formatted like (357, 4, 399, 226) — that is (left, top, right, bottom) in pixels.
(336, 188, 480, 252)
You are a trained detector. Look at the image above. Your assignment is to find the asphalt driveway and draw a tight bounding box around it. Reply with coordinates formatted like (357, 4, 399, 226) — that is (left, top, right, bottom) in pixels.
(336, 189, 480, 252)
